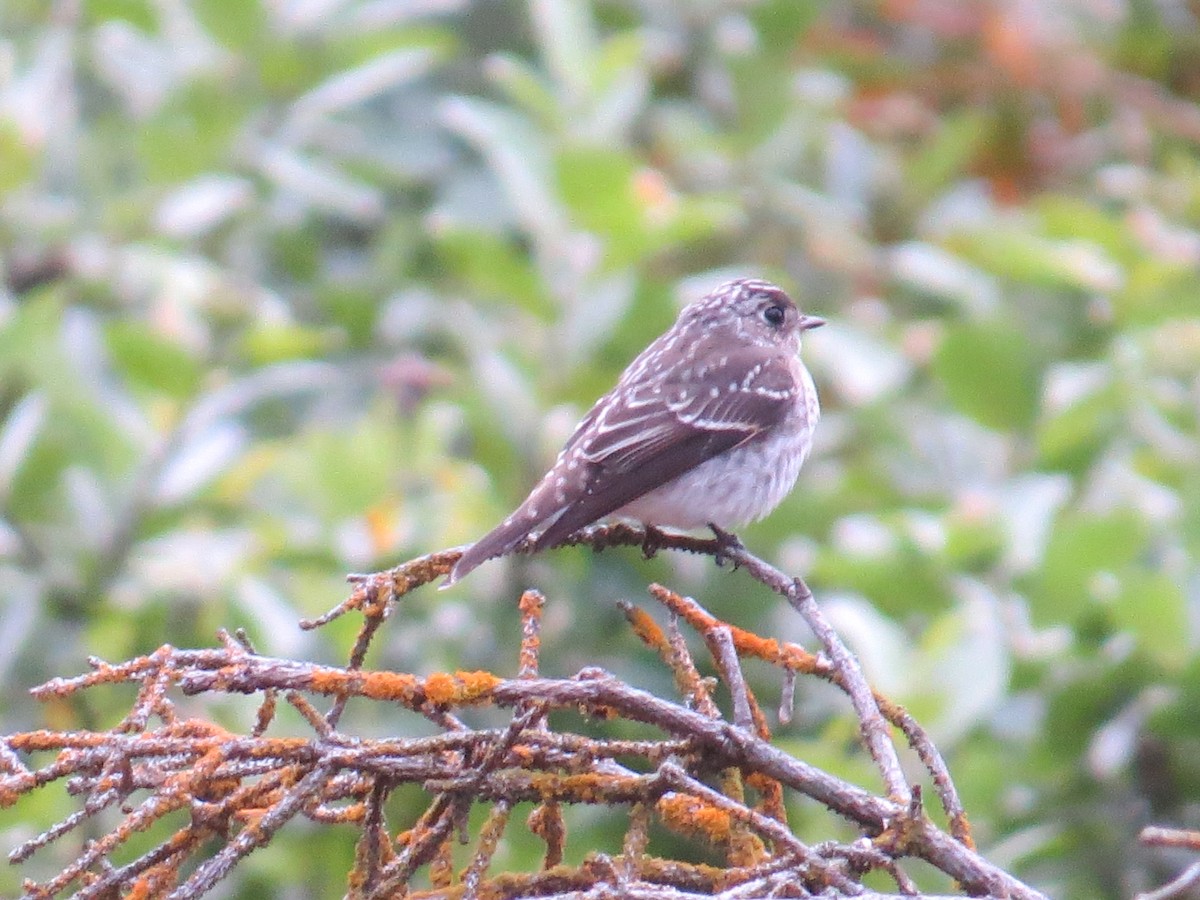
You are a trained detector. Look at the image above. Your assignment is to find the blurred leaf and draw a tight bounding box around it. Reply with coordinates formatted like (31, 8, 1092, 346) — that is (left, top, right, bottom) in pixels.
(238, 324, 338, 365)
(888, 242, 1000, 315)
(277, 412, 401, 520)
(1117, 259, 1200, 324)
(316, 287, 378, 348)
(269, 224, 322, 282)
(192, 0, 266, 52)
(440, 96, 565, 238)
(530, 0, 598, 101)
(333, 24, 459, 70)
(556, 145, 647, 260)
(906, 110, 987, 200)
(139, 81, 243, 182)
(921, 581, 1010, 744)
(943, 514, 1005, 571)
(1154, 657, 1200, 740)
(949, 229, 1119, 292)
(0, 294, 137, 508)
(728, 56, 792, 142)
(0, 122, 36, 194)
(105, 321, 203, 398)
(1040, 656, 1146, 760)
(290, 47, 440, 123)
(751, 0, 824, 50)
(0, 392, 47, 495)
(932, 322, 1040, 430)
(1036, 196, 1131, 260)
(1030, 511, 1146, 626)
(1037, 383, 1120, 470)
(487, 53, 561, 127)
(259, 41, 312, 94)
(1112, 15, 1175, 81)
(435, 229, 554, 317)
(84, 0, 156, 30)
(258, 146, 383, 221)
(153, 173, 254, 237)
(592, 30, 644, 95)
(155, 423, 245, 504)
(662, 196, 734, 245)
(1110, 572, 1188, 669)
(814, 546, 949, 616)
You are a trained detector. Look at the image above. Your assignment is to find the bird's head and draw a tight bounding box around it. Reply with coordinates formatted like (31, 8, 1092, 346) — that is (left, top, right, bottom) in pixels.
(684, 278, 825, 353)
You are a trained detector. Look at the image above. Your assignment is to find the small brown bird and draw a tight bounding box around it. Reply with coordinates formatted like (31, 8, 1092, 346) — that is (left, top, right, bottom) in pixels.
(445, 278, 824, 585)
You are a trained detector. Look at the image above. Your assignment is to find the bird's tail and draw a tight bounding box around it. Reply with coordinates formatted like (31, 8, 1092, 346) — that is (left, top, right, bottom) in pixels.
(441, 513, 538, 588)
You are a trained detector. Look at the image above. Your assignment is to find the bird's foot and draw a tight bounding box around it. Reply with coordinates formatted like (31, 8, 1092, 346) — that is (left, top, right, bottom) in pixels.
(641, 524, 669, 560)
(708, 523, 745, 569)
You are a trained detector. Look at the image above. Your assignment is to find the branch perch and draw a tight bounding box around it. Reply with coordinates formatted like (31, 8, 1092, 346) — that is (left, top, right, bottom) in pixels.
(1, 526, 1041, 898)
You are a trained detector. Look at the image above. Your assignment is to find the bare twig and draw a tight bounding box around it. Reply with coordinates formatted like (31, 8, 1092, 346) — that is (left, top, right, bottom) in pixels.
(1137, 827, 1200, 900)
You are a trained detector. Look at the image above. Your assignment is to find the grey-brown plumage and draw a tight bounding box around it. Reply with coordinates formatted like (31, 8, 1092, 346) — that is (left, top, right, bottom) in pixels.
(444, 278, 824, 585)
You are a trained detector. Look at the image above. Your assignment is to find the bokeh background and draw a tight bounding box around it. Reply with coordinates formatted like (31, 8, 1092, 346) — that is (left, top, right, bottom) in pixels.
(2, 0, 1199, 897)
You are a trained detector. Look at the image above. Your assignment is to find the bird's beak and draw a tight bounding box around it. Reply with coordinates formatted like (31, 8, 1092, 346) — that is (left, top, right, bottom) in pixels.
(799, 315, 826, 331)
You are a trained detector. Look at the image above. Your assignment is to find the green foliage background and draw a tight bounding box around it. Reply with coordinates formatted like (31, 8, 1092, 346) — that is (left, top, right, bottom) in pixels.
(1, 0, 1198, 897)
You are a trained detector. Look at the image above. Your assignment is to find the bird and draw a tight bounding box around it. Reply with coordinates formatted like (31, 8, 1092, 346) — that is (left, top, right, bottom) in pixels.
(444, 278, 824, 586)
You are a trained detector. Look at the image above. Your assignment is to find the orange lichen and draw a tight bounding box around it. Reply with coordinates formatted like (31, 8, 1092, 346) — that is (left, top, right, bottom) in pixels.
(622, 604, 668, 650)
(657, 793, 734, 846)
(526, 772, 646, 804)
(745, 772, 787, 825)
(648, 584, 825, 676)
(422, 671, 501, 705)
(527, 801, 565, 869)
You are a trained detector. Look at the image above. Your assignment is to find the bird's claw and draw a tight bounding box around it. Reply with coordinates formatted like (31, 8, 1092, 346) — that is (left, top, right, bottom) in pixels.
(641, 524, 668, 560)
(708, 523, 745, 569)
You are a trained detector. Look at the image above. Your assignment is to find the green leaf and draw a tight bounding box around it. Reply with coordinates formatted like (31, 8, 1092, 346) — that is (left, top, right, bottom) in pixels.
(750, 0, 826, 50)
(1030, 511, 1146, 625)
(813, 547, 949, 616)
(949, 229, 1120, 292)
(84, 0, 156, 30)
(0, 122, 36, 194)
(440, 96, 562, 235)
(278, 413, 400, 519)
(555, 146, 662, 265)
(1036, 196, 1131, 260)
(1037, 384, 1120, 470)
(238, 324, 338, 365)
(933, 322, 1041, 430)
(906, 110, 988, 200)
(556, 146, 638, 232)
(0, 293, 139, 513)
(105, 322, 204, 399)
(435, 229, 554, 318)
(192, 0, 267, 51)
(593, 30, 644, 94)
(530, 0, 598, 99)
(1116, 258, 1200, 325)
(316, 287, 378, 348)
(486, 53, 561, 127)
(943, 514, 1005, 571)
(1111, 572, 1188, 669)
(138, 81, 243, 183)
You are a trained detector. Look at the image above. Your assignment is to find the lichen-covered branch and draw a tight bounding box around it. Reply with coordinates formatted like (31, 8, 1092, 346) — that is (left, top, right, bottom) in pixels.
(2, 531, 1048, 898)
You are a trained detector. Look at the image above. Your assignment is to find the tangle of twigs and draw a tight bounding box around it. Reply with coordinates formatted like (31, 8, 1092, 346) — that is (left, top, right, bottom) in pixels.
(2, 525, 1052, 899)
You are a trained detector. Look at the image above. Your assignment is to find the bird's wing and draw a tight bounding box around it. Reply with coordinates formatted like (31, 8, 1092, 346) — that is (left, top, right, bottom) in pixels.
(530, 349, 797, 548)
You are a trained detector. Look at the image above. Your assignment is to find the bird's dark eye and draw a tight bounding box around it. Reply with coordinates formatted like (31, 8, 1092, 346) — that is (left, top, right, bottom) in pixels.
(763, 304, 786, 326)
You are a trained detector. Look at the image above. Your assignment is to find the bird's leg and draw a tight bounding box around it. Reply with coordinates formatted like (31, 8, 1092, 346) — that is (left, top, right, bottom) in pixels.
(708, 523, 745, 569)
(641, 524, 669, 559)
